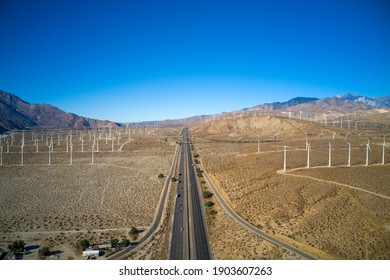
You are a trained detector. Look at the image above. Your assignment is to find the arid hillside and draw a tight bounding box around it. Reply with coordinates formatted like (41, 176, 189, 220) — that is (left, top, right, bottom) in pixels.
(190, 114, 390, 260)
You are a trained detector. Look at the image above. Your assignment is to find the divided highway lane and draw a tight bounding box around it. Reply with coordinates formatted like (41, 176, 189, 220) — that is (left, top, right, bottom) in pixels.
(168, 139, 189, 259)
(186, 133, 211, 260)
(169, 128, 211, 260)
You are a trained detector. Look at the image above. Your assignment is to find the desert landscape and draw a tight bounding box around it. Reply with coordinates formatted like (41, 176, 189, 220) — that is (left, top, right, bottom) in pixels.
(0, 126, 179, 259)
(190, 113, 390, 259)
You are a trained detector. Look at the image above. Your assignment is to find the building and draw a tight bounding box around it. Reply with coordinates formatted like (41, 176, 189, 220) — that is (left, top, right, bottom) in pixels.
(82, 250, 99, 258)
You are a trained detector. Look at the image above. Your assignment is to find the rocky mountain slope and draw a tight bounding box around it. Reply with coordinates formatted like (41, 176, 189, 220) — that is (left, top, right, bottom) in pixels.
(0, 90, 118, 133)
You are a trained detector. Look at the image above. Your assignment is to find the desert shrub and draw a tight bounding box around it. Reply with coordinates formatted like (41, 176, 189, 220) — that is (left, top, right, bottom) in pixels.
(202, 191, 213, 199)
(120, 238, 130, 247)
(158, 173, 165, 179)
(193, 154, 199, 158)
(38, 247, 49, 259)
(205, 201, 214, 207)
(171, 177, 178, 182)
(209, 209, 217, 216)
(7, 240, 25, 253)
(78, 239, 90, 250)
(110, 238, 119, 248)
(129, 227, 139, 235)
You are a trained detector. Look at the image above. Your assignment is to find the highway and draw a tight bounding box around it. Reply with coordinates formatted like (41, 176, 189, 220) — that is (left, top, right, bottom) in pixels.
(169, 128, 211, 260)
(107, 141, 180, 260)
(168, 136, 189, 259)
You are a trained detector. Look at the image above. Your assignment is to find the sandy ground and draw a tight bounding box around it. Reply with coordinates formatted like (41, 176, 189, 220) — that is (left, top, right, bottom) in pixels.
(0, 128, 178, 259)
(190, 115, 390, 260)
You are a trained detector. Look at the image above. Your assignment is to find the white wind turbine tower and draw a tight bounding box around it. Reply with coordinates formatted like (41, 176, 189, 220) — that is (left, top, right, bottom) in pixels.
(304, 132, 309, 151)
(36, 139, 39, 153)
(328, 142, 332, 167)
(91, 145, 95, 165)
(20, 138, 24, 166)
(111, 137, 115, 152)
(365, 140, 371, 166)
(69, 144, 73, 165)
(81, 138, 84, 153)
(306, 143, 311, 168)
(6, 139, 9, 153)
(257, 135, 261, 153)
(333, 132, 336, 140)
(48, 143, 52, 165)
(382, 137, 388, 165)
(0, 145, 3, 166)
(50, 138, 54, 153)
(283, 143, 289, 172)
(347, 141, 351, 166)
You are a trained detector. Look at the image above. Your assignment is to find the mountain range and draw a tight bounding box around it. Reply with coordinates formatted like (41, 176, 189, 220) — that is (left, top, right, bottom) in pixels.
(0, 90, 118, 133)
(0, 89, 389, 132)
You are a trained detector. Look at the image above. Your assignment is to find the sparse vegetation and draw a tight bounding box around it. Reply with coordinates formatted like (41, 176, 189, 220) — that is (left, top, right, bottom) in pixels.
(120, 238, 130, 247)
(78, 239, 90, 250)
(7, 240, 25, 253)
(129, 227, 139, 235)
(38, 246, 49, 259)
(158, 173, 165, 179)
(202, 191, 214, 199)
(205, 201, 214, 207)
(110, 238, 119, 248)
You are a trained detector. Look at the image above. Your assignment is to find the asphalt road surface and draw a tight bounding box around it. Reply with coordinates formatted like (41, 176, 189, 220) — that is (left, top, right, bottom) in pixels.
(169, 128, 211, 260)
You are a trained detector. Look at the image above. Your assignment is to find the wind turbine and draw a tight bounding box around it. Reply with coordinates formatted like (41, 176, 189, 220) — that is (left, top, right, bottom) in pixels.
(283, 144, 289, 172)
(81, 138, 84, 153)
(36, 139, 39, 153)
(91, 145, 95, 165)
(333, 132, 336, 140)
(0, 145, 3, 166)
(365, 140, 371, 166)
(257, 135, 261, 153)
(306, 143, 311, 168)
(20, 138, 24, 166)
(328, 142, 332, 167)
(382, 137, 388, 165)
(347, 141, 351, 166)
(111, 137, 115, 152)
(48, 144, 51, 165)
(69, 144, 73, 165)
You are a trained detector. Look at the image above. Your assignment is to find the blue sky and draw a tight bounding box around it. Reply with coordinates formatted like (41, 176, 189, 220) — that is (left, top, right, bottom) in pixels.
(1, 0, 389, 122)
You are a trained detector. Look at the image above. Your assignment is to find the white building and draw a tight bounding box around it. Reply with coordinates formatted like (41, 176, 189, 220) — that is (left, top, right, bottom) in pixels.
(82, 250, 99, 257)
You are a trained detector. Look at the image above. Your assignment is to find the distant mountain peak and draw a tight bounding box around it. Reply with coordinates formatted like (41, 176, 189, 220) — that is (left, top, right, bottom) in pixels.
(335, 93, 390, 108)
(0, 89, 117, 133)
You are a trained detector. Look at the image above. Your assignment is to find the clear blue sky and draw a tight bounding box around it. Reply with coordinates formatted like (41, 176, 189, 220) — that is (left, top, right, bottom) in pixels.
(1, 0, 389, 122)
